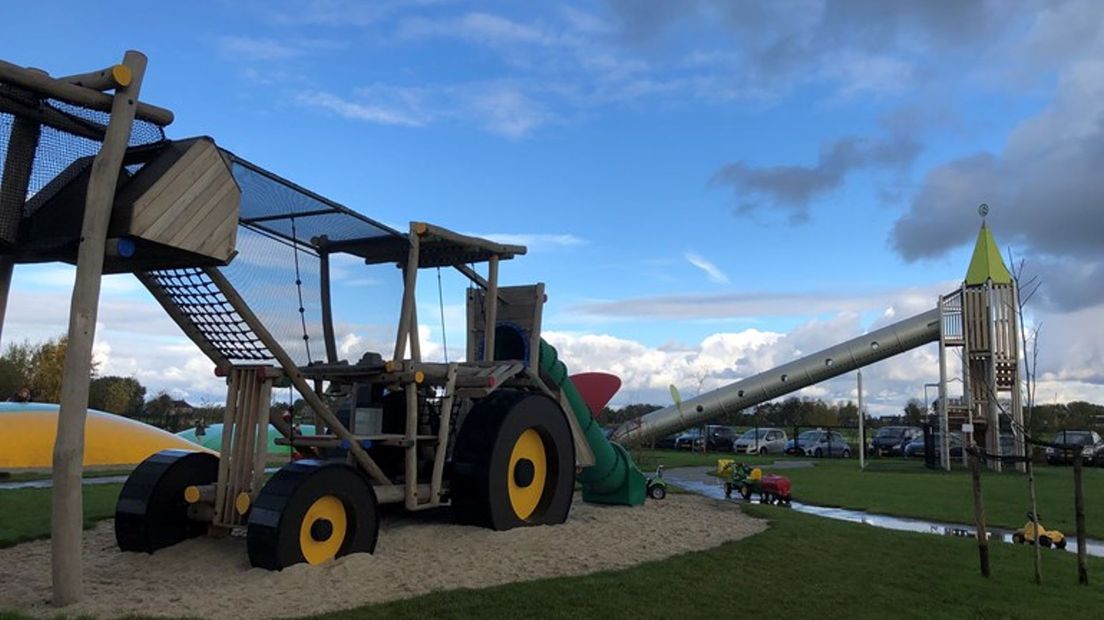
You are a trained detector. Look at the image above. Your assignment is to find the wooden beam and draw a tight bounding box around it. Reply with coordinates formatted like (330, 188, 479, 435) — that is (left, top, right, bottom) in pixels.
(204, 267, 391, 485)
(51, 50, 147, 607)
(0, 91, 106, 141)
(58, 64, 132, 91)
(0, 57, 173, 125)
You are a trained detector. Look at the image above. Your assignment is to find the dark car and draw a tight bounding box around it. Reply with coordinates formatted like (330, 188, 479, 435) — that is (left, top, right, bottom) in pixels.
(653, 433, 679, 450)
(1046, 430, 1104, 465)
(869, 426, 923, 456)
(904, 432, 964, 458)
(674, 428, 701, 450)
(692, 425, 739, 452)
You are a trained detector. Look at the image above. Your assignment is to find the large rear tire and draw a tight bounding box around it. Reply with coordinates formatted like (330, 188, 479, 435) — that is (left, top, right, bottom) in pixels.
(246, 460, 379, 570)
(115, 450, 218, 553)
(450, 389, 575, 530)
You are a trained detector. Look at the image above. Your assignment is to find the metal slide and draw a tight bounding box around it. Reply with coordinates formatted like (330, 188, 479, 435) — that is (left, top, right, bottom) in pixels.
(612, 308, 942, 445)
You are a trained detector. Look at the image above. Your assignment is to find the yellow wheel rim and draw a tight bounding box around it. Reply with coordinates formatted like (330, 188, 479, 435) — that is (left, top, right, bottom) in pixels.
(507, 428, 548, 520)
(298, 495, 347, 565)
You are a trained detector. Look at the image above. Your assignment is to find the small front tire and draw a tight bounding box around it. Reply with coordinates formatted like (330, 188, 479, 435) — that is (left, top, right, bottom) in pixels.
(649, 485, 666, 500)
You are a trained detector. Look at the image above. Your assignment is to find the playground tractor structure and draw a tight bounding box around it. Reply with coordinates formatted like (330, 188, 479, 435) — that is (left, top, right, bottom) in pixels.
(113, 218, 654, 570)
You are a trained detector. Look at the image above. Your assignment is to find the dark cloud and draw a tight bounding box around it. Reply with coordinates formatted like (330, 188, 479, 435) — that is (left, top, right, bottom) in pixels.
(890, 65, 1104, 312)
(710, 133, 921, 223)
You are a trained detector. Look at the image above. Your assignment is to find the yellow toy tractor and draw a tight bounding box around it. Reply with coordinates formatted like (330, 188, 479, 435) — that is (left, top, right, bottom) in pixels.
(1012, 512, 1067, 549)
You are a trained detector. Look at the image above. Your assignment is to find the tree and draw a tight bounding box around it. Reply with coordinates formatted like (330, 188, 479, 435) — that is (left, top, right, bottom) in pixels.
(88, 376, 146, 417)
(0, 340, 34, 398)
(903, 399, 926, 426)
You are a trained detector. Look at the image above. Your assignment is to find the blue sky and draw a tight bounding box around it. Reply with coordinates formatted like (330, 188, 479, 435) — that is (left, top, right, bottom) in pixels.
(2, 1, 1101, 414)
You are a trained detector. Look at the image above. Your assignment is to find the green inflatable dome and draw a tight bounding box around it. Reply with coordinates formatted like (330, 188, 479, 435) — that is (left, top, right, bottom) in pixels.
(176, 423, 318, 455)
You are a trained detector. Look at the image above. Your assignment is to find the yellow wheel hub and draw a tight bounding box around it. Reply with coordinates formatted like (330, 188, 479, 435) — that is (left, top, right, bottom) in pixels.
(507, 428, 548, 520)
(298, 495, 347, 565)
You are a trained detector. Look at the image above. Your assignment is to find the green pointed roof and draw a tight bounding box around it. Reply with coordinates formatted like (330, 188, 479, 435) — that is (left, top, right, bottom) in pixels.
(965, 222, 1012, 285)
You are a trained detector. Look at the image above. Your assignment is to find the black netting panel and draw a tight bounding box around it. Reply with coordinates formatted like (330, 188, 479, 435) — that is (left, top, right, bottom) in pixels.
(142, 267, 272, 364)
(0, 91, 166, 244)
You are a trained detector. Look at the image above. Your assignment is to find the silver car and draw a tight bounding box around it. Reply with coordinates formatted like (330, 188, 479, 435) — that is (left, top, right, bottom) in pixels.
(732, 428, 788, 455)
(803, 431, 852, 458)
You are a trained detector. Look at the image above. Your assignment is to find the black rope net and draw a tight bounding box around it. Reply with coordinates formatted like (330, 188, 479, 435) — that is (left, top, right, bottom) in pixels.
(143, 156, 406, 368)
(2, 81, 406, 371)
(0, 87, 166, 243)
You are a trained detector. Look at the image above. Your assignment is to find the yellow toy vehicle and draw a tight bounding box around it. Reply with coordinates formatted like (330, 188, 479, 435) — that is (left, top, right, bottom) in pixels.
(1012, 512, 1067, 549)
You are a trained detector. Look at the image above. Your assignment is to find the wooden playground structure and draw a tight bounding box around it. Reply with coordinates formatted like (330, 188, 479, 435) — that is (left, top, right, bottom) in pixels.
(0, 51, 645, 605)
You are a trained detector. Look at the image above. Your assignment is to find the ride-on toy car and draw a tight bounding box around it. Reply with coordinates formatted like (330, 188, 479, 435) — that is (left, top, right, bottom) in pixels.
(1012, 512, 1067, 549)
(646, 465, 668, 500)
(723, 462, 792, 505)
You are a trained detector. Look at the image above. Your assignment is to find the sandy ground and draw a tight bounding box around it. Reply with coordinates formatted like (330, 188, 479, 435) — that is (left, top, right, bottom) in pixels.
(1, 493, 764, 619)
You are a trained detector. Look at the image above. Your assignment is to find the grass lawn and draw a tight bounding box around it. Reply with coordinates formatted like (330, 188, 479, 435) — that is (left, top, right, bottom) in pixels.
(2, 468, 1104, 619)
(0, 468, 134, 483)
(639, 449, 1104, 538)
(0, 484, 121, 548)
(306, 503, 1104, 620)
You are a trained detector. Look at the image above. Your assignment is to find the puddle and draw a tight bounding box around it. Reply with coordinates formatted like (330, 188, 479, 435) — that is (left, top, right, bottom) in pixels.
(665, 468, 1104, 558)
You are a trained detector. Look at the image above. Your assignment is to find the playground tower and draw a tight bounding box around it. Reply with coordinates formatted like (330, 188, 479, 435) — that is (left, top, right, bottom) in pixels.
(937, 215, 1024, 472)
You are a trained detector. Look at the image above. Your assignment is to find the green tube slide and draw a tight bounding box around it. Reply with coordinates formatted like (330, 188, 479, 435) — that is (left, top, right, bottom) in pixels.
(539, 340, 646, 506)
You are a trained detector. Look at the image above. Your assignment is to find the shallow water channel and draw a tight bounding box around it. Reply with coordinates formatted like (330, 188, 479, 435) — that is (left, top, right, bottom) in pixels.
(663, 467, 1104, 559)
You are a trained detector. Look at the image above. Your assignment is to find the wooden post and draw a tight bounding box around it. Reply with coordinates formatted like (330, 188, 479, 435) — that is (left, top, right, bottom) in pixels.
(0, 117, 42, 342)
(50, 51, 147, 607)
(1026, 457, 1042, 584)
(393, 224, 420, 361)
(318, 246, 338, 363)
(483, 255, 499, 361)
(1073, 454, 1088, 585)
(969, 448, 991, 578)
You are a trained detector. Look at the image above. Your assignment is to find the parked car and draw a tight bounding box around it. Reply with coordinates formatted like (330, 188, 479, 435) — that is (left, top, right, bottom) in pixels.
(732, 428, 788, 455)
(653, 433, 679, 450)
(692, 425, 739, 451)
(803, 431, 851, 458)
(904, 432, 964, 458)
(1046, 430, 1104, 465)
(674, 428, 701, 450)
(784, 430, 824, 455)
(869, 426, 923, 456)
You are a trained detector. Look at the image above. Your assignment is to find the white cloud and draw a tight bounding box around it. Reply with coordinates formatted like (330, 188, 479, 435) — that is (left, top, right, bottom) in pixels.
(468, 232, 586, 250)
(296, 91, 427, 127)
(684, 251, 730, 284)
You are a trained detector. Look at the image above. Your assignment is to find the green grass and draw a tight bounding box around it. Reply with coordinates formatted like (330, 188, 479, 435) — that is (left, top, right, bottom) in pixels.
(0, 468, 134, 482)
(305, 504, 1104, 619)
(5, 501, 1101, 620)
(0, 484, 121, 548)
(638, 449, 1104, 538)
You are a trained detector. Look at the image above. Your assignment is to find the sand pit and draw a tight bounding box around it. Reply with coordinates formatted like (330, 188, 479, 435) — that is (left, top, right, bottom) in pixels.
(1, 494, 764, 619)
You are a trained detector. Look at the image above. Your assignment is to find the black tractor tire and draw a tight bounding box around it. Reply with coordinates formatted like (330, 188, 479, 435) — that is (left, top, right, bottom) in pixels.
(1056, 538, 1067, 550)
(724, 482, 733, 498)
(450, 389, 575, 530)
(115, 450, 219, 553)
(247, 460, 379, 570)
(1039, 535, 1053, 548)
(649, 485, 667, 500)
(1012, 532, 1025, 544)
(814, 448, 823, 458)
(739, 484, 752, 500)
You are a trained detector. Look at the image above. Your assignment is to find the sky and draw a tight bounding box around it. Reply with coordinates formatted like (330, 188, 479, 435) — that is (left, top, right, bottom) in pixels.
(1, 0, 1101, 416)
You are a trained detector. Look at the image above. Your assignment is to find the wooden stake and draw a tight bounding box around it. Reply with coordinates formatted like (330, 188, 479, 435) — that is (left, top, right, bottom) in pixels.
(969, 449, 990, 578)
(1073, 454, 1088, 585)
(51, 51, 147, 607)
(1026, 458, 1042, 584)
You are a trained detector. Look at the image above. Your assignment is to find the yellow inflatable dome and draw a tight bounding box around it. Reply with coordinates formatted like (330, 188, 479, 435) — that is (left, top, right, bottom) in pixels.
(0, 402, 211, 469)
